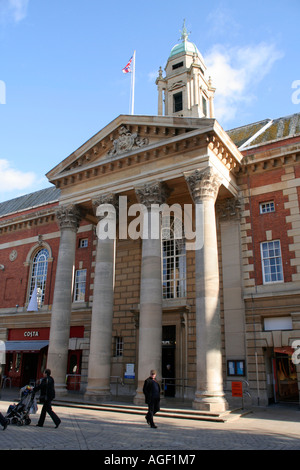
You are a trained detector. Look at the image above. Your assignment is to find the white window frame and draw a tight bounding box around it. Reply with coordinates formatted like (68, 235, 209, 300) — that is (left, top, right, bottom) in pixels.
(260, 201, 275, 214)
(162, 216, 186, 299)
(79, 238, 88, 248)
(74, 269, 87, 302)
(29, 248, 49, 308)
(260, 240, 284, 284)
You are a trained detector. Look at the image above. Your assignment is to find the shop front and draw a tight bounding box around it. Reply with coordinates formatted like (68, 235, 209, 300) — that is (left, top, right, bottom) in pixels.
(273, 347, 299, 403)
(3, 326, 84, 389)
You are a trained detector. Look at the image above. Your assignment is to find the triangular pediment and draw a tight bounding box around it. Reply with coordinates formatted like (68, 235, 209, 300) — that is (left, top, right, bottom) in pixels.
(46, 114, 217, 183)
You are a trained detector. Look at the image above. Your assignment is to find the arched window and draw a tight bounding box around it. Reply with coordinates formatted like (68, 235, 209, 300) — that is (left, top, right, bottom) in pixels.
(162, 216, 186, 299)
(29, 248, 49, 308)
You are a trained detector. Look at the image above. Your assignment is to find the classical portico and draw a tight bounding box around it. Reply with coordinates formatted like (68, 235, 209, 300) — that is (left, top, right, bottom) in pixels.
(45, 25, 243, 411)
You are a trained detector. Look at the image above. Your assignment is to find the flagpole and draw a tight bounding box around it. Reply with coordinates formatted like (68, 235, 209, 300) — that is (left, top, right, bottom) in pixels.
(131, 50, 136, 115)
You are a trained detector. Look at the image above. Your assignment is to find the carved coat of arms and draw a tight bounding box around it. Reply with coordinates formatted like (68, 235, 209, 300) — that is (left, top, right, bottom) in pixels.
(108, 126, 149, 156)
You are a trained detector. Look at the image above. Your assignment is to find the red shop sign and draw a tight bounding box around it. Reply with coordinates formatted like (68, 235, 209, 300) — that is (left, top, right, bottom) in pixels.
(8, 326, 84, 341)
(8, 328, 50, 341)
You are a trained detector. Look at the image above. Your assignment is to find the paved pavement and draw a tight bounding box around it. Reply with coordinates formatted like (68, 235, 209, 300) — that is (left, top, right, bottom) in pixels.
(0, 388, 299, 453)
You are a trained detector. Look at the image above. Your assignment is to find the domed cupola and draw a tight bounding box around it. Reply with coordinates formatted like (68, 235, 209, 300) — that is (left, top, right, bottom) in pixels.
(156, 20, 215, 119)
(168, 22, 201, 60)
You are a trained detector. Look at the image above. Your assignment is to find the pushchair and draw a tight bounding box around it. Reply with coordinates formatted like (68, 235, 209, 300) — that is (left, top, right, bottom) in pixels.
(5, 385, 38, 426)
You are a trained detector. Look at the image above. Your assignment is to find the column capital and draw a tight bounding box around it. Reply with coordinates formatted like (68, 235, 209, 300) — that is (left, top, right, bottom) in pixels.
(185, 166, 222, 203)
(92, 193, 118, 221)
(135, 181, 170, 208)
(56, 204, 81, 231)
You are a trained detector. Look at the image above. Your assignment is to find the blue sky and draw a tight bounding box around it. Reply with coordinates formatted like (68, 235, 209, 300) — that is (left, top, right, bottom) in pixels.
(0, 0, 299, 203)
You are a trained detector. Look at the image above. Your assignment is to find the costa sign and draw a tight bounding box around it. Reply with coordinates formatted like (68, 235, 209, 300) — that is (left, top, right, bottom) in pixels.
(8, 327, 84, 341)
(24, 331, 39, 338)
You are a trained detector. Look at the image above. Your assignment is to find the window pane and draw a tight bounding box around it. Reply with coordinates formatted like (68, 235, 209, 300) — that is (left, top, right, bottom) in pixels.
(74, 269, 86, 302)
(261, 240, 283, 284)
(162, 216, 186, 299)
(29, 248, 49, 308)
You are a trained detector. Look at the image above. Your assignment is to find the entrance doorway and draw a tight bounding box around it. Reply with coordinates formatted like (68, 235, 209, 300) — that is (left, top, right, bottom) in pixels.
(162, 325, 176, 397)
(273, 348, 298, 403)
(66, 350, 82, 390)
(21, 353, 38, 387)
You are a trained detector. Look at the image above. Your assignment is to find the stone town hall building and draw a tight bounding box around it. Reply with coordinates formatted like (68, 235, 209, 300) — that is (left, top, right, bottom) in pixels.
(1, 27, 300, 411)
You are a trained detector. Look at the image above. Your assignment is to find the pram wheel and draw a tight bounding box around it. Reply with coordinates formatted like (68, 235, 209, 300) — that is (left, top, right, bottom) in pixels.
(25, 418, 31, 425)
(11, 417, 18, 425)
(17, 419, 24, 426)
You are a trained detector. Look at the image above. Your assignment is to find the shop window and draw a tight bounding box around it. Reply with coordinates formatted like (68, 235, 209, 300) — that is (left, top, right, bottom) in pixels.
(162, 216, 186, 299)
(275, 350, 298, 402)
(261, 240, 284, 284)
(28, 248, 49, 308)
(15, 353, 21, 373)
(74, 269, 86, 302)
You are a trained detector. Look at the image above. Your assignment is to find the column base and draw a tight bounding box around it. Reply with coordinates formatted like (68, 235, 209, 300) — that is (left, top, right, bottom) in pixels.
(133, 389, 145, 406)
(84, 390, 111, 402)
(84, 376, 112, 402)
(54, 384, 69, 398)
(193, 392, 228, 413)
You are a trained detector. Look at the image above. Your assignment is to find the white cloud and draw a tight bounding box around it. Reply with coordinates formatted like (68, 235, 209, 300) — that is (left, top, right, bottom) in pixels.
(205, 42, 284, 124)
(0, 0, 29, 23)
(0, 158, 36, 193)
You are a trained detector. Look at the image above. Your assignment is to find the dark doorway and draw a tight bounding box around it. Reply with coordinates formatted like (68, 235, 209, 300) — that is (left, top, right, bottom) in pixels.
(162, 325, 176, 397)
(274, 350, 298, 403)
(21, 353, 38, 387)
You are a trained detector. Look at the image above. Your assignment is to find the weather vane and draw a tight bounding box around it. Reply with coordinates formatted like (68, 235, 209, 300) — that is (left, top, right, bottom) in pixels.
(180, 19, 191, 41)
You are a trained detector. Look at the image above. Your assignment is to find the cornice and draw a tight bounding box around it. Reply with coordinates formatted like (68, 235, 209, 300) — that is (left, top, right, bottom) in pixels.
(238, 141, 300, 174)
(0, 207, 57, 234)
(49, 126, 242, 193)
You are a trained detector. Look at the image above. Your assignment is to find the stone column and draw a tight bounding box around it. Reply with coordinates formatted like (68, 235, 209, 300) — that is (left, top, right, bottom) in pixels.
(85, 194, 117, 401)
(133, 182, 169, 404)
(47, 204, 81, 396)
(185, 166, 228, 412)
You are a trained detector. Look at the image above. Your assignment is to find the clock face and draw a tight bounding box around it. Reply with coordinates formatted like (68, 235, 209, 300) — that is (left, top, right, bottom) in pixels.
(9, 249, 18, 262)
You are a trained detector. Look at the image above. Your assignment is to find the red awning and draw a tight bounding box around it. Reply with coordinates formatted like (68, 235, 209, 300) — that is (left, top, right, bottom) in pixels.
(274, 346, 294, 355)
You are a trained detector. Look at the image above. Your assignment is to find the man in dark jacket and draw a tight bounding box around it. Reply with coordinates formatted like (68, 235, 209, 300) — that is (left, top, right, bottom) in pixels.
(143, 369, 160, 428)
(34, 369, 61, 428)
(0, 412, 7, 430)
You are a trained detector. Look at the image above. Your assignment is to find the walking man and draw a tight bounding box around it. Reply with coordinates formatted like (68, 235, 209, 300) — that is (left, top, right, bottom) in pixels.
(143, 369, 161, 428)
(34, 369, 61, 428)
(0, 412, 7, 430)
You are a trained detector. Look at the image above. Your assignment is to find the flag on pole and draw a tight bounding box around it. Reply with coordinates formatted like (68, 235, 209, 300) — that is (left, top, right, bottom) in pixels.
(122, 56, 133, 74)
(122, 52, 136, 114)
(27, 281, 39, 312)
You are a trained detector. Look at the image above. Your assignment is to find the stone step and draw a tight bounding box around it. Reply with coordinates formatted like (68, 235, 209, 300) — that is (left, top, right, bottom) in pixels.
(54, 399, 251, 423)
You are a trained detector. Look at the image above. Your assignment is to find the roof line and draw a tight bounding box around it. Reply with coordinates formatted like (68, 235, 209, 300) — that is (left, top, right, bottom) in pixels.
(238, 119, 274, 150)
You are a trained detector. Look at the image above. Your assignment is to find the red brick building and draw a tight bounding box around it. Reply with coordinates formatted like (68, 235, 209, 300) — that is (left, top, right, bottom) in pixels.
(0, 30, 300, 410)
